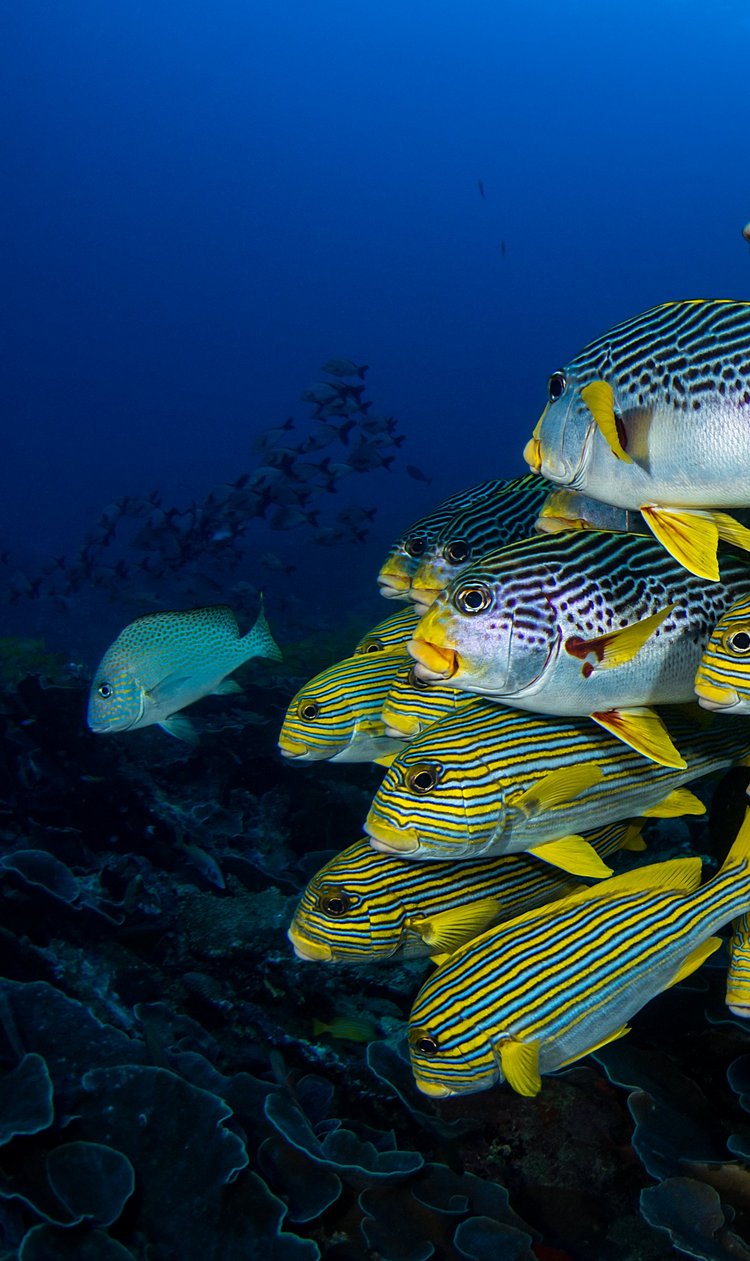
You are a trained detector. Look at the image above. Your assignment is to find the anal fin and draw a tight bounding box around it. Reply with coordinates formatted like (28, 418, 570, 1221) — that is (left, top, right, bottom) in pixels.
(591, 706, 686, 768)
(529, 836, 613, 879)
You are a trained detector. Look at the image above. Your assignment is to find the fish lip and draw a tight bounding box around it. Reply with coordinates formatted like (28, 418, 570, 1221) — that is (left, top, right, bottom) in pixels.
(694, 680, 741, 711)
(409, 588, 444, 612)
(413, 1077, 454, 1098)
(287, 926, 333, 961)
(378, 575, 412, 600)
(381, 710, 420, 738)
(365, 816, 420, 854)
(278, 738, 313, 758)
(408, 638, 459, 681)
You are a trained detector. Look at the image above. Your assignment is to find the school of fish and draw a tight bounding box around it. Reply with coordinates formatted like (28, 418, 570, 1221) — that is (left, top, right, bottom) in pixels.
(282, 299, 750, 1100)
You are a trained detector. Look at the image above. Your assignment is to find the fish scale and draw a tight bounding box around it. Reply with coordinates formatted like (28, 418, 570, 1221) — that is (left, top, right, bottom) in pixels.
(410, 531, 750, 757)
(407, 824, 750, 1097)
(364, 698, 746, 863)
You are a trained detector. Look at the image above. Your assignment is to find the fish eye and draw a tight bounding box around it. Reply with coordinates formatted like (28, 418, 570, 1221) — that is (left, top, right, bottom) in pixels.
(406, 762, 440, 793)
(728, 630, 750, 654)
(407, 665, 431, 690)
(444, 539, 471, 565)
(97, 682, 113, 699)
(404, 536, 427, 558)
(317, 887, 353, 917)
(298, 700, 321, 721)
(454, 584, 492, 615)
(409, 1028, 439, 1056)
(548, 370, 567, 401)
(359, 638, 383, 654)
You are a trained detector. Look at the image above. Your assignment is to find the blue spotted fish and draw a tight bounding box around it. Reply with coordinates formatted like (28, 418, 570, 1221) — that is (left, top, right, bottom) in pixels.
(88, 603, 281, 741)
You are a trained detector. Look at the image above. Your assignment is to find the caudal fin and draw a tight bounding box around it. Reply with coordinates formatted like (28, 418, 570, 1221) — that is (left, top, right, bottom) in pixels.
(242, 596, 283, 663)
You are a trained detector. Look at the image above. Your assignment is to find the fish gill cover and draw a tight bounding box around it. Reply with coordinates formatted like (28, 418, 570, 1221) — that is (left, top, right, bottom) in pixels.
(4, 0, 750, 1258)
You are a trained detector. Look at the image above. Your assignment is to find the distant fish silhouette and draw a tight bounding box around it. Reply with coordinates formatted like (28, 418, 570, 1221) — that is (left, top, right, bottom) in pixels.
(406, 464, 431, 485)
(477, 178, 485, 200)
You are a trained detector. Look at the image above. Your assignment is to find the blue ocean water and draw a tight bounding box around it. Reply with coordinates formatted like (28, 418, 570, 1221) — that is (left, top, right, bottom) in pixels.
(3, 3, 750, 1258)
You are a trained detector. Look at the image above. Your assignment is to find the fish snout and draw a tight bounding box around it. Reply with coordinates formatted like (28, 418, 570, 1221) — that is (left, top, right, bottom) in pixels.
(287, 925, 333, 961)
(408, 638, 458, 681)
(523, 434, 542, 473)
(412, 1077, 454, 1098)
(377, 573, 412, 601)
(365, 816, 420, 854)
(278, 735, 314, 758)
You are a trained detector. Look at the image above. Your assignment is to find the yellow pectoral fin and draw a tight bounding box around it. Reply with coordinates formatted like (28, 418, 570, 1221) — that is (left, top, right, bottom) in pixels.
(566, 605, 674, 671)
(513, 764, 604, 816)
(529, 836, 614, 879)
(664, 937, 723, 989)
(373, 751, 399, 767)
(410, 897, 503, 956)
(429, 952, 452, 968)
(557, 1024, 631, 1068)
(641, 506, 720, 582)
(590, 707, 687, 768)
(498, 1038, 542, 1097)
(643, 787, 706, 818)
(713, 510, 750, 557)
(580, 380, 632, 462)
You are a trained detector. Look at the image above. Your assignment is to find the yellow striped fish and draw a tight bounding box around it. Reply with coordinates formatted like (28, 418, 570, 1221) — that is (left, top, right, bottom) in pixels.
(695, 595, 750, 713)
(409, 530, 750, 767)
(524, 299, 750, 581)
(408, 807, 750, 1098)
(726, 912, 750, 1017)
(278, 651, 409, 764)
(353, 608, 421, 656)
(364, 699, 746, 874)
(288, 823, 645, 964)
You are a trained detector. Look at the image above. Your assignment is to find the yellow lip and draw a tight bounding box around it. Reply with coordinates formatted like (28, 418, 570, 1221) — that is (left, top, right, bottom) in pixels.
(523, 434, 542, 473)
(287, 926, 333, 961)
(365, 815, 420, 853)
(413, 1077, 453, 1098)
(381, 707, 420, 738)
(408, 638, 458, 680)
(278, 735, 312, 757)
(694, 678, 740, 709)
(378, 572, 412, 599)
(409, 587, 444, 613)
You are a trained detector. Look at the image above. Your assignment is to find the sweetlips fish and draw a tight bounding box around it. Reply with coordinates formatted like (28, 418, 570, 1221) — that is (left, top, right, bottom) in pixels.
(363, 699, 748, 871)
(407, 806, 750, 1098)
(381, 661, 465, 739)
(407, 474, 551, 613)
(695, 595, 750, 714)
(288, 822, 645, 964)
(278, 650, 409, 765)
(523, 299, 750, 581)
(353, 607, 421, 655)
(409, 530, 750, 767)
(87, 603, 282, 742)
(726, 912, 750, 1017)
(377, 480, 502, 602)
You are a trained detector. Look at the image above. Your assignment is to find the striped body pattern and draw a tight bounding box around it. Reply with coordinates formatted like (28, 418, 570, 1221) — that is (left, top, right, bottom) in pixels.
(408, 474, 551, 611)
(364, 699, 748, 861)
(377, 480, 501, 600)
(527, 300, 750, 509)
(695, 595, 750, 714)
(353, 607, 421, 655)
(410, 530, 750, 715)
(726, 912, 750, 1016)
(288, 823, 641, 963)
(279, 649, 409, 763)
(408, 822, 750, 1097)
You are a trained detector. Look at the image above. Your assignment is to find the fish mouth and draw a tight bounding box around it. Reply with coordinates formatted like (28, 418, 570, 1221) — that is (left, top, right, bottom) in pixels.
(381, 708, 420, 738)
(378, 573, 412, 600)
(409, 588, 444, 614)
(408, 638, 459, 681)
(694, 678, 741, 711)
(523, 434, 542, 473)
(413, 1077, 454, 1098)
(287, 926, 333, 961)
(365, 815, 420, 854)
(278, 736, 315, 758)
(726, 1000, 750, 1018)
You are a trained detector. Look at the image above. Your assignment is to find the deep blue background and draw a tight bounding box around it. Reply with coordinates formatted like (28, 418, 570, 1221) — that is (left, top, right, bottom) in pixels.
(2, 0, 750, 653)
